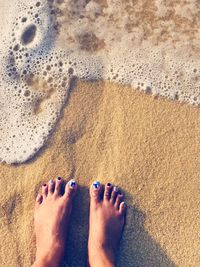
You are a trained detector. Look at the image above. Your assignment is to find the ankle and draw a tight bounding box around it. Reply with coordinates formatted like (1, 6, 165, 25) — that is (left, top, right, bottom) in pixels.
(33, 243, 64, 267)
(89, 247, 116, 267)
(32, 257, 58, 267)
(32, 255, 61, 267)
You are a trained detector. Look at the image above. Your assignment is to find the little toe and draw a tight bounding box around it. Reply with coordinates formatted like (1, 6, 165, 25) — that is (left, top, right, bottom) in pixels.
(63, 179, 77, 201)
(35, 193, 43, 208)
(115, 193, 124, 209)
(42, 183, 48, 198)
(54, 176, 63, 195)
(119, 201, 127, 216)
(104, 183, 113, 200)
(90, 181, 102, 205)
(110, 186, 119, 204)
(48, 179, 55, 194)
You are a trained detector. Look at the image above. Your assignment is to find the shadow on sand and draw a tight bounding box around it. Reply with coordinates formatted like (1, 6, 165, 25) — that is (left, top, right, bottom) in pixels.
(61, 186, 177, 267)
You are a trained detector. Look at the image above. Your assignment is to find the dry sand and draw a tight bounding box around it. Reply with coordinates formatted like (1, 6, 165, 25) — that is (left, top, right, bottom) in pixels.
(0, 80, 200, 267)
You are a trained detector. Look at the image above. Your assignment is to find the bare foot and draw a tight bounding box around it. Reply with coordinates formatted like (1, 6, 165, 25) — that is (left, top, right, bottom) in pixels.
(32, 177, 77, 267)
(88, 182, 127, 267)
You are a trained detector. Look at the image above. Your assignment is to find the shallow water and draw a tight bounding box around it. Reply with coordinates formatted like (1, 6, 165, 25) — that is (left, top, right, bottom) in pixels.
(0, 0, 200, 163)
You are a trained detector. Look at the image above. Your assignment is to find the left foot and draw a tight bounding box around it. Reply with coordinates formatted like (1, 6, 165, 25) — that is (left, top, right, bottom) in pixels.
(32, 177, 77, 267)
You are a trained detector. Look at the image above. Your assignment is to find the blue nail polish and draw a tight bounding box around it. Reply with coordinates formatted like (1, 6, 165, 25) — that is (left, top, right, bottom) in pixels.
(69, 179, 76, 188)
(93, 181, 100, 189)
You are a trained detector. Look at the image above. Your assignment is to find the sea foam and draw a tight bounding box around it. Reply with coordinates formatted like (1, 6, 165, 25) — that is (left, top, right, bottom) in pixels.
(0, 0, 200, 163)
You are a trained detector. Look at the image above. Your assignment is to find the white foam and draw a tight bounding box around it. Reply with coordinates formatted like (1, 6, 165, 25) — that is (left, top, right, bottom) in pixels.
(0, 0, 200, 163)
(0, 1, 72, 163)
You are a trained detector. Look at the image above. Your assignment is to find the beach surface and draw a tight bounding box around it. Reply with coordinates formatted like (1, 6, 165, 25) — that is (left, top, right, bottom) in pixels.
(0, 80, 200, 266)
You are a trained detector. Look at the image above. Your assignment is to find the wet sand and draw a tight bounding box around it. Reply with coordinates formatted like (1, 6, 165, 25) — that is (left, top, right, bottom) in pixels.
(0, 80, 199, 266)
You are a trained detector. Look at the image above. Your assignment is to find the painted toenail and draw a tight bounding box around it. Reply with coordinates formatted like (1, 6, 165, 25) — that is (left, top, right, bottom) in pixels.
(57, 177, 61, 180)
(93, 181, 100, 189)
(107, 183, 111, 186)
(69, 179, 76, 188)
(114, 186, 119, 192)
(43, 184, 47, 187)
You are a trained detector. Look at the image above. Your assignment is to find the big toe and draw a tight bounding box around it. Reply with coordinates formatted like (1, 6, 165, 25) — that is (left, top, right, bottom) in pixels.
(63, 179, 78, 201)
(90, 181, 102, 205)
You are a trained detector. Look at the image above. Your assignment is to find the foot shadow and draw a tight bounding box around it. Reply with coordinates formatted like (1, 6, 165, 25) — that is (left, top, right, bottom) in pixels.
(61, 186, 177, 267)
(117, 193, 177, 267)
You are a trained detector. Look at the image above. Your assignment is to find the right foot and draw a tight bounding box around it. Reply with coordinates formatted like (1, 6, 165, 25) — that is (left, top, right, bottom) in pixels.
(88, 182, 127, 267)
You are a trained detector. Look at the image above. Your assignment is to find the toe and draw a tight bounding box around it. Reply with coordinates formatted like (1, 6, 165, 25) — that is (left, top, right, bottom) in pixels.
(90, 181, 102, 204)
(63, 179, 77, 201)
(115, 193, 124, 209)
(110, 186, 119, 204)
(54, 176, 63, 195)
(119, 201, 127, 216)
(42, 183, 48, 198)
(104, 183, 113, 200)
(48, 179, 55, 194)
(35, 193, 43, 208)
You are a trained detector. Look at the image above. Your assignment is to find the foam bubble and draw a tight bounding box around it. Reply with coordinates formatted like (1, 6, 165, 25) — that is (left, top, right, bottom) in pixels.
(21, 24, 37, 45)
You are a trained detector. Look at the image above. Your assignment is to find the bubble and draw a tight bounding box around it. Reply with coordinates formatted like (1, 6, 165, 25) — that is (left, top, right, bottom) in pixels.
(24, 90, 31, 97)
(68, 67, 74, 74)
(36, 2, 41, 7)
(21, 24, 37, 45)
(145, 86, 152, 94)
(21, 17, 27, 23)
(13, 44, 20, 51)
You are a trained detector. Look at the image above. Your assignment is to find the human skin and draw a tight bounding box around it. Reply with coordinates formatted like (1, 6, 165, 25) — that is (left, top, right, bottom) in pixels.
(32, 178, 126, 267)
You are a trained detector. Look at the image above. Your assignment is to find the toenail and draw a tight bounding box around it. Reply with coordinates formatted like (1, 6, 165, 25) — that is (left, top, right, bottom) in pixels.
(69, 179, 76, 188)
(43, 184, 47, 187)
(57, 177, 61, 180)
(107, 183, 111, 186)
(114, 186, 119, 192)
(93, 181, 100, 189)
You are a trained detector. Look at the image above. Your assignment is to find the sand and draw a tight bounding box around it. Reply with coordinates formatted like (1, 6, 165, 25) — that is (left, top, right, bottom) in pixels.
(0, 80, 200, 267)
